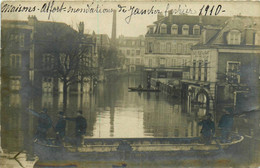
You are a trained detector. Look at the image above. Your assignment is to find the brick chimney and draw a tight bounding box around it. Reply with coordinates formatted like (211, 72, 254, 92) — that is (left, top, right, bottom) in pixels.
(157, 13, 164, 21)
(28, 15, 38, 26)
(168, 10, 173, 22)
(78, 22, 84, 34)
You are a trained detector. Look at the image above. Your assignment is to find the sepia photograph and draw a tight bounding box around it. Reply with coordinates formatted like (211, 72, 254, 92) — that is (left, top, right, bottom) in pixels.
(1, 0, 260, 167)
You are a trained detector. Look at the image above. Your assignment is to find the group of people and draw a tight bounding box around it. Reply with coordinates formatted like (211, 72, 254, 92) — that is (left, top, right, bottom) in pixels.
(199, 107, 234, 144)
(33, 108, 87, 146)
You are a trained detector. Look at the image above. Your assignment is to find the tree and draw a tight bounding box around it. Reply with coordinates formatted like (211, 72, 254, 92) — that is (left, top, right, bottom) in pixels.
(43, 24, 92, 112)
(98, 46, 122, 69)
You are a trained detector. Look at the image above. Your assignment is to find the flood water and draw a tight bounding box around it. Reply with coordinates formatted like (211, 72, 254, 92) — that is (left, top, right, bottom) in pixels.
(1, 75, 260, 167)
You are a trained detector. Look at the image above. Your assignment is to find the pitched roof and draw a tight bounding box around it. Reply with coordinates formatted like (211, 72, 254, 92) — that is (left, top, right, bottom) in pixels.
(150, 15, 230, 35)
(197, 16, 260, 47)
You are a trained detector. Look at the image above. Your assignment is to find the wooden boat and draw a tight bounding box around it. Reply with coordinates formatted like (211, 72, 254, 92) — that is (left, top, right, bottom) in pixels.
(128, 87, 160, 92)
(34, 135, 244, 161)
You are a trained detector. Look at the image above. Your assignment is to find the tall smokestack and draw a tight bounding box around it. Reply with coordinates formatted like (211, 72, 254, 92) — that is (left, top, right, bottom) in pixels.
(111, 10, 117, 46)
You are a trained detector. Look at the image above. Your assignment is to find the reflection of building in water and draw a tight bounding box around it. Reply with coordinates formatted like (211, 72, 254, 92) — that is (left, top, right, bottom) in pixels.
(2, 94, 24, 152)
(9, 93, 21, 107)
(143, 101, 199, 137)
(41, 93, 53, 109)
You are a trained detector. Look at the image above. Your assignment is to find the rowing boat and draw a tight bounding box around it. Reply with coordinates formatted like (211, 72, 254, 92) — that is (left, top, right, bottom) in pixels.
(34, 135, 244, 161)
(128, 87, 160, 92)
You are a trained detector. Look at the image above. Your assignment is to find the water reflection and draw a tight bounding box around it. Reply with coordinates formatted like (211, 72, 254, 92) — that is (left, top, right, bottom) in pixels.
(1, 76, 259, 166)
(2, 76, 202, 150)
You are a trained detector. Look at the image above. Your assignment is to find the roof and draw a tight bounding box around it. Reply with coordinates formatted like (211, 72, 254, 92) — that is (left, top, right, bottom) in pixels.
(149, 15, 230, 35)
(193, 16, 260, 48)
(95, 34, 110, 46)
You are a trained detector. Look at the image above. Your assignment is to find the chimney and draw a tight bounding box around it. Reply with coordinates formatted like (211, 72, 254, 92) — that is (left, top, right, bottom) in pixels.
(28, 15, 37, 26)
(157, 13, 164, 21)
(111, 10, 117, 46)
(78, 22, 84, 34)
(168, 10, 173, 22)
(199, 15, 203, 24)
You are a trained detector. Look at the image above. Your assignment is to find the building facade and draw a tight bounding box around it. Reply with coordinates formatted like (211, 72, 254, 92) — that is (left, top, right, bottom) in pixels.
(2, 16, 98, 94)
(182, 16, 260, 111)
(144, 12, 229, 86)
(117, 35, 145, 73)
(2, 19, 34, 93)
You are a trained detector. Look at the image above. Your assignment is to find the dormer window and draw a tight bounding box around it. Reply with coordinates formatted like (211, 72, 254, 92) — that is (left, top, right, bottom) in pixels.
(193, 25, 200, 35)
(182, 25, 189, 35)
(171, 24, 178, 35)
(160, 24, 167, 34)
(227, 30, 241, 45)
(148, 26, 154, 34)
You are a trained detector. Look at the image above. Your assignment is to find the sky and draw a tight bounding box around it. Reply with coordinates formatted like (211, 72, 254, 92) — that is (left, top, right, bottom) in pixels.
(1, 1, 260, 38)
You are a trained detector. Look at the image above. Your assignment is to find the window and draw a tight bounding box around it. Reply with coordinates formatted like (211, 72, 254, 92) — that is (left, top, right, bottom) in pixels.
(132, 41, 135, 46)
(160, 24, 167, 34)
(204, 60, 208, 81)
(127, 50, 130, 55)
(19, 33, 25, 47)
(171, 24, 178, 35)
(167, 59, 171, 67)
(10, 78, 21, 90)
(126, 58, 130, 64)
(166, 42, 171, 53)
(193, 60, 196, 80)
(183, 44, 187, 54)
(227, 30, 241, 45)
(43, 54, 53, 70)
(193, 25, 200, 35)
(131, 49, 135, 56)
(182, 25, 189, 35)
(149, 59, 153, 67)
(141, 41, 145, 46)
(155, 42, 160, 53)
(148, 42, 153, 53)
(136, 50, 140, 55)
(226, 61, 240, 83)
(126, 40, 131, 46)
(172, 44, 177, 54)
(160, 58, 166, 67)
(173, 59, 177, 67)
(198, 61, 202, 81)
(177, 43, 183, 54)
(161, 43, 166, 53)
(10, 54, 21, 68)
(136, 58, 141, 65)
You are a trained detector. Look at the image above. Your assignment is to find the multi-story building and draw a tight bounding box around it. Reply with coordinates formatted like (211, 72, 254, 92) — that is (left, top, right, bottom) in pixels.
(117, 35, 145, 72)
(182, 16, 260, 111)
(2, 16, 98, 94)
(2, 19, 34, 93)
(144, 12, 229, 85)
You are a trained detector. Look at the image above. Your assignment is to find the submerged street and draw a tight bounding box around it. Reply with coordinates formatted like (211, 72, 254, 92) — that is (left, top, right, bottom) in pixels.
(1, 75, 260, 167)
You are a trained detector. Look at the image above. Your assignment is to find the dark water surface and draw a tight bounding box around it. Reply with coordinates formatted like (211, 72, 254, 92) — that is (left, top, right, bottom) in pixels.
(1, 76, 259, 167)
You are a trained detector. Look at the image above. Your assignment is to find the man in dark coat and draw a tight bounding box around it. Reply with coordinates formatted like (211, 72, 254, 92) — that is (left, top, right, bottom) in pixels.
(35, 108, 52, 141)
(55, 111, 66, 143)
(218, 107, 234, 143)
(66, 110, 87, 146)
(198, 113, 215, 144)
